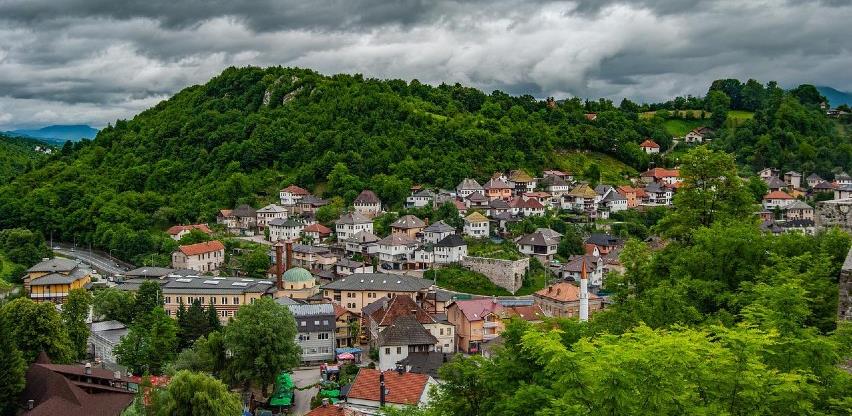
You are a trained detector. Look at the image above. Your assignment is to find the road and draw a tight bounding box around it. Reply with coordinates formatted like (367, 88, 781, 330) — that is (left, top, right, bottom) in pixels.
(53, 245, 131, 276)
(291, 367, 322, 416)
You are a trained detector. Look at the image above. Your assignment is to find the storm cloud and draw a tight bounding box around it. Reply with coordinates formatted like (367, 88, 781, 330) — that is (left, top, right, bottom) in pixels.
(0, 0, 850, 129)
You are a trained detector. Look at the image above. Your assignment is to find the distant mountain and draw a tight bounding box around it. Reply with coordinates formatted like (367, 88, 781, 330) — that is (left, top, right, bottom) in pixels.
(816, 86, 852, 107)
(6, 124, 98, 144)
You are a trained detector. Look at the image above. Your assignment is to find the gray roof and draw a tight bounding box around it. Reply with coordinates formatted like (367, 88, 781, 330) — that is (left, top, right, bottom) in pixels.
(322, 273, 433, 292)
(336, 211, 372, 225)
(645, 182, 665, 193)
(292, 244, 331, 254)
(515, 231, 559, 247)
(465, 192, 488, 203)
(594, 184, 613, 195)
(301, 195, 329, 206)
(423, 220, 455, 234)
(232, 204, 257, 218)
(30, 268, 90, 285)
(540, 175, 570, 187)
(287, 303, 335, 317)
(435, 234, 466, 248)
(27, 258, 80, 273)
(483, 178, 512, 190)
(489, 198, 510, 209)
(377, 233, 419, 247)
(807, 173, 823, 180)
(275, 297, 301, 306)
(391, 215, 426, 229)
(287, 304, 336, 332)
(534, 228, 563, 239)
(348, 230, 379, 243)
(586, 233, 621, 247)
(765, 177, 786, 188)
(269, 217, 305, 227)
(785, 171, 802, 176)
(362, 297, 390, 318)
(456, 178, 483, 192)
(124, 267, 175, 278)
(411, 189, 435, 198)
(398, 352, 453, 378)
(336, 258, 367, 269)
(257, 204, 287, 213)
(160, 276, 276, 294)
(89, 320, 128, 346)
(783, 200, 813, 210)
(603, 191, 627, 202)
(378, 315, 438, 347)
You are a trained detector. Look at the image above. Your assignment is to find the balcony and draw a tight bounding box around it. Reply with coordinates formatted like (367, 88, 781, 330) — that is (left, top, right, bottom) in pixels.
(483, 333, 499, 341)
(483, 321, 499, 329)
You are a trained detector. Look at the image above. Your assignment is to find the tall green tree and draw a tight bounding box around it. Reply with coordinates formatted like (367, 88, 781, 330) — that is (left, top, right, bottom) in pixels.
(658, 146, 754, 239)
(178, 299, 210, 348)
(0, 297, 73, 363)
(134, 280, 163, 321)
(115, 307, 179, 375)
(0, 314, 26, 416)
(224, 297, 300, 394)
(92, 288, 135, 323)
(62, 288, 92, 360)
(150, 370, 241, 416)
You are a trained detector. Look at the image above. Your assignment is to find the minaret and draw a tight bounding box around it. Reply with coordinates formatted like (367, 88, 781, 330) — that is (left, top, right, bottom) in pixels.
(579, 257, 589, 322)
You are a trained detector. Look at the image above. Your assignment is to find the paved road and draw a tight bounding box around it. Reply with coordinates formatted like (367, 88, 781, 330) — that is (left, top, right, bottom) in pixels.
(53, 246, 130, 276)
(291, 367, 322, 416)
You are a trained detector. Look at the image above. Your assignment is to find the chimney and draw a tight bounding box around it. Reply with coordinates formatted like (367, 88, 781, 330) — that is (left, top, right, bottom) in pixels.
(379, 371, 387, 407)
(27, 400, 34, 410)
(579, 257, 589, 322)
(274, 241, 285, 290)
(285, 240, 294, 271)
(84, 362, 92, 375)
(396, 364, 405, 375)
(322, 398, 329, 407)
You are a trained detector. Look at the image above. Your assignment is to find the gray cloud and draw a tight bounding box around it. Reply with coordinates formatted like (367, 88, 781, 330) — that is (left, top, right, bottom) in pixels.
(0, 0, 851, 129)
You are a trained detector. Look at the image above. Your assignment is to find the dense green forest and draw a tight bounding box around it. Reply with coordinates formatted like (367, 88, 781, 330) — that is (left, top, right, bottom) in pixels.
(0, 67, 848, 264)
(0, 134, 47, 183)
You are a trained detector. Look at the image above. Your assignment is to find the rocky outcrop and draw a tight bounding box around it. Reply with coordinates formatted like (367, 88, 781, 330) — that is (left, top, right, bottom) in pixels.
(460, 256, 529, 294)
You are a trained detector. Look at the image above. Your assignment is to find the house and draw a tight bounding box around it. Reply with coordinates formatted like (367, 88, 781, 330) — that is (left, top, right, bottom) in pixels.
(782, 200, 814, 221)
(421, 220, 455, 244)
(406, 189, 435, 208)
(149, 276, 277, 321)
(321, 273, 433, 313)
(509, 196, 546, 217)
(507, 170, 536, 195)
(346, 369, 437, 412)
(640, 167, 681, 185)
(377, 315, 439, 371)
(336, 212, 374, 241)
(533, 282, 603, 319)
(166, 223, 212, 241)
(539, 175, 572, 207)
(835, 184, 852, 200)
(616, 186, 641, 208)
(287, 303, 336, 363)
(353, 190, 382, 218)
(683, 126, 713, 143)
(464, 192, 490, 209)
(216, 209, 237, 231)
(232, 204, 258, 233)
(87, 320, 128, 367)
(813, 181, 836, 194)
(759, 168, 781, 181)
(765, 176, 787, 192)
(20, 353, 135, 416)
(784, 171, 803, 189)
(463, 212, 489, 238)
(290, 244, 336, 271)
(171, 240, 225, 273)
(807, 173, 824, 188)
(367, 295, 455, 355)
(560, 255, 605, 287)
(565, 183, 599, 215)
(434, 234, 467, 264)
(643, 182, 672, 206)
(543, 170, 573, 181)
(585, 233, 622, 255)
(516, 230, 560, 261)
(763, 190, 795, 210)
(483, 177, 514, 200)
(599, 191, 628, 219)
(333, 303, 359, 348)
(390, 215, 426, 238)
(487, 198, 511, 218)
(397, 352, 454, 379)
(456, 178, 484, 198)
(305, 402, 353, 416)
(336, 258, 373, 276)
(24, 258, 92, 303)
(345, 230, 380, 256)
(269, 218, 305, 242)
(303, 223, 332, 242)
(377, 233, 421, 270)
(836, 172, 852, 186)
(640, 139, 660, 154)
(295, 195, 330, 216)
(446, 298, 545, 353)
(280, 184, 310, 207)
(256, 204, 288, 229)
(522, 191, 552, 207)
(584, 112, 597, 121)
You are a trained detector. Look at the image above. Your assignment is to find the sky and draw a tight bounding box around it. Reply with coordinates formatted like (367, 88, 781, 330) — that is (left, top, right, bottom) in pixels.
(0, 0, 850, 130)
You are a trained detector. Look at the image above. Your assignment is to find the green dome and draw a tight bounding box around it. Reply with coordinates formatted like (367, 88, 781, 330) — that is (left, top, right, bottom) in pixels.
(283, 267, 313, 282)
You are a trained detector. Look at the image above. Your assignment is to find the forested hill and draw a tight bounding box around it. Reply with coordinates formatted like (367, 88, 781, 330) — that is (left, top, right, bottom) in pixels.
(0, 134, 47, 182)
(0, 66, 669, 263)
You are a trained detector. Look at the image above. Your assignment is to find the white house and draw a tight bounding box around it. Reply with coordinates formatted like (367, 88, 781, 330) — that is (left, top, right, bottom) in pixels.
(434, 234, 467, 264)
(353, 190, 382, 218)
(421, 220, 455, 244)
(406, 189, 435, 208)
(377, 233, 419, 269)
(268, 218, 305, 242)
(640, 139, 660, 154)
(456, 178, 484, 198)
(763, 190, 795, 210)
(335, 212, 374, 241)
(463, 212, 489, 238)
(256, 204, 288, 229)
(171, 240, 225, 273)
(279, 184, 309, 207)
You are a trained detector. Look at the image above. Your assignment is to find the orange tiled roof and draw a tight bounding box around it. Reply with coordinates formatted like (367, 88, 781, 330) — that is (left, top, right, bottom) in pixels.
(178, 240, 225, 256)
(641, 167, 679, 179)
(166, 224, 212, 235)
(281, 184, 309, 195)
(640, 139, 660, 148)
(348, 369, 430, 405)
(534, 282, 599, 302)
(763, 190, 793, 200)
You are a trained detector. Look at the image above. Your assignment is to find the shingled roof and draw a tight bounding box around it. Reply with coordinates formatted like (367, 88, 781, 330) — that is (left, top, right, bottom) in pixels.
(378, 315, 438, 346)
(391, 215, 426, 229)
(354, 190, 381, 204)
(177, 240, 225, 256)
(348, 369, 431, 406)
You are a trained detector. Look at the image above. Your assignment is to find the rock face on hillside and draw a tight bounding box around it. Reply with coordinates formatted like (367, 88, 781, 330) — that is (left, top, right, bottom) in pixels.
(839, 247, 852, 322)
(816, 199, 852, 233)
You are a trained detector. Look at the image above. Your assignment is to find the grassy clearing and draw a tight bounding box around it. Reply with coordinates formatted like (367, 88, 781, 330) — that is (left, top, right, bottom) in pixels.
(465, 238, 524, 261)
(663, 119, 707, 137)
(554, 151, 637, 185)
(425, 262, 549, 296)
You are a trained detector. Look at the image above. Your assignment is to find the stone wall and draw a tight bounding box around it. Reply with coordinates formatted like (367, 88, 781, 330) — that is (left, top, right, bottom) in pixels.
(840, 247, 852, 322)
(815, 199, 852, 232)
(460, 256, 529, 294)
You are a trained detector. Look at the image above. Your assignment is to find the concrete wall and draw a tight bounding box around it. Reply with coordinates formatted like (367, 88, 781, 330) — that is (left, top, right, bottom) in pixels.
(460, 256, 529, 294)
(816, 199, 852, 232)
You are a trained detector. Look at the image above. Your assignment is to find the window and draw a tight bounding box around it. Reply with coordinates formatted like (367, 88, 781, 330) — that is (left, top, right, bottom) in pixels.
(209, 297, 216, 305)
(314, 320, 320, 325)
(222, 297, 228, 305)
(318, 333, 329, 340)
(233, 297, 240, 305)
(300, 321, 306, 327)
(440, 328, 444, 335)
(165, 297, 171, 304)
(322, 320, 328, 325)
(385, 348, 390, 355)
(396, 347, 402, 354)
